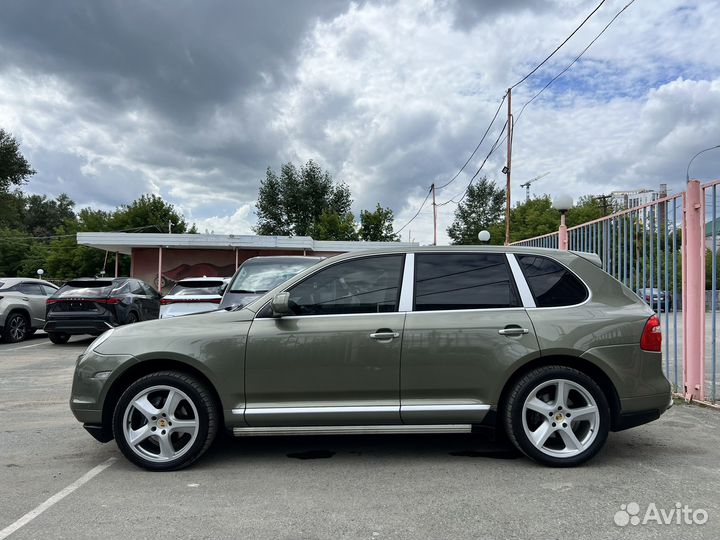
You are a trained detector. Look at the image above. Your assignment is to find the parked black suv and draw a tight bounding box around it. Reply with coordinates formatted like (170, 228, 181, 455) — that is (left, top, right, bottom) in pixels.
(45, 277, 161, 344)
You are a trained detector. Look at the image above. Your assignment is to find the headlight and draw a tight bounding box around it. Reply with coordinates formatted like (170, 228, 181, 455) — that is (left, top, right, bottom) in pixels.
(81, 328, 115, 358)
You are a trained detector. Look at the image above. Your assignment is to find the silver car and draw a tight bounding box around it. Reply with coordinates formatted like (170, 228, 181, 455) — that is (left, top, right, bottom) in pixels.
(160, 277, 230, 319)
(0, 278, 59, 342)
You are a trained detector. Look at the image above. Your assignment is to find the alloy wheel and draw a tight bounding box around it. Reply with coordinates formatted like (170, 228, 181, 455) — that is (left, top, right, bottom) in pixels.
(521, 378, 600, 458)
(9, 315, 27, 342)
(122, 385, 199, 463)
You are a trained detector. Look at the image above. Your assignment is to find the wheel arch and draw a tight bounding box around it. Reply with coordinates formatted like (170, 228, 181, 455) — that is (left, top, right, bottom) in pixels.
(496, 355, 622, 431)
(101, 358, 224, 437)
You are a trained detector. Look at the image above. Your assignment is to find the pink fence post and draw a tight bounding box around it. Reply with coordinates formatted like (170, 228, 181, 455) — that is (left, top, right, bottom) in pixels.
(682, 180, 705, 401)
(558, 212, 569, 251)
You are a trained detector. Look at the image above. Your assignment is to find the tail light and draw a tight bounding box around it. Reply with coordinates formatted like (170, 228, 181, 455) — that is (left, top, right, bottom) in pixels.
(640, 315, 662, 351)
(46, 298, 59, 304)
(97, 298, 122, 304)
(161, 298, 221, 305)
(46, 297, 122, 305)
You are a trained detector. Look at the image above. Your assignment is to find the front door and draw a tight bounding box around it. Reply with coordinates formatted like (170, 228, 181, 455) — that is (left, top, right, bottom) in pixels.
(244, 254, 406, 426)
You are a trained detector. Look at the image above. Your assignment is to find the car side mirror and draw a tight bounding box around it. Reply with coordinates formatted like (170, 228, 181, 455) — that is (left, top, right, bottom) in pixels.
(270, 292, 292, 317)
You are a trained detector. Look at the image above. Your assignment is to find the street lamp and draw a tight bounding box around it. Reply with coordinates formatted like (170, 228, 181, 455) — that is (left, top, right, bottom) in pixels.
(686, 144, 720, 182)
(552, 194, 573, 251)
(477, 230, 491, 243)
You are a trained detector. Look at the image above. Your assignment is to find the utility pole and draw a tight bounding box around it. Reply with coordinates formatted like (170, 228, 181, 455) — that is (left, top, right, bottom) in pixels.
(504, 88, 513, 245)
(431, 183, 437, 246)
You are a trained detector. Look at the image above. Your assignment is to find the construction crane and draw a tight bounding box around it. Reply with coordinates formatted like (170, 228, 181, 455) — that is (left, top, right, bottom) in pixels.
(520, 172, 551, 202)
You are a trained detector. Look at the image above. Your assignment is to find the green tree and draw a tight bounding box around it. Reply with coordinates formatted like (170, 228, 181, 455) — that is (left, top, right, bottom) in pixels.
(112, 194, 196, 233)
(359, 204, 399, 241)
(255, 160, 353, 237)
(310, 210, 359, 241)
(447, 178, 505, 245)
(0, 129, 35, 192)
(22, 193, 75, 236)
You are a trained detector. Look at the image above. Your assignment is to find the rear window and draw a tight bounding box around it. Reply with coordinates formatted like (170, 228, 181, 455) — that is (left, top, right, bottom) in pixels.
(169, 280, 225, 296)
(55, 280, 119, 298)
(414, 253, 520, 311)
(517, 255, 588, 307)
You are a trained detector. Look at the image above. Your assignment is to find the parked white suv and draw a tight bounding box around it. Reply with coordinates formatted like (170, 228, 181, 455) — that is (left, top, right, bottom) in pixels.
(0, 278, 59, 342)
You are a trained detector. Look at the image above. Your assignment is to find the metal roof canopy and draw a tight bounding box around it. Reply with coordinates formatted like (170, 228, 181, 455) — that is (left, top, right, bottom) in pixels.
(77, 232, 418, 255)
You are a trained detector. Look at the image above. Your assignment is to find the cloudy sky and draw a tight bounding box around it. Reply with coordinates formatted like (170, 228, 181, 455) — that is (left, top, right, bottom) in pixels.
(1, 0, 718, 244)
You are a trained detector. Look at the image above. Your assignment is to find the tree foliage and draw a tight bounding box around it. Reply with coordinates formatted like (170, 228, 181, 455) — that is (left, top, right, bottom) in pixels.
(359, 204, 399, 242)
(0, 128, 35, 192)
(447, 178, 506, 245)
(255, 160, 352, 236)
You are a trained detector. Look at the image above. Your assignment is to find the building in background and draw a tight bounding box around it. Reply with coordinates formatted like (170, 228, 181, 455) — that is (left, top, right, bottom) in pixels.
(77, 233, 416, 293)
(610, 184, 668, 210)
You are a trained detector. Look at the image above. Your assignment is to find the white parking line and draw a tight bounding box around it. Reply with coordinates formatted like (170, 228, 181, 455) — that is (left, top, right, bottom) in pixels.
(0, 342, 49, 352)
(0, 458, 116, 539)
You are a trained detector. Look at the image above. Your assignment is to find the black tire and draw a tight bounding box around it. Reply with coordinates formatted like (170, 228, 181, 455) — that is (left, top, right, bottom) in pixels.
(503, 365, 610, 467)
(3, 312, 30, 343)
(112, 371, 218, 471)
(48, 332, 71, 344)
(26, 328, 37, 337)
(126, 311, 139, 324)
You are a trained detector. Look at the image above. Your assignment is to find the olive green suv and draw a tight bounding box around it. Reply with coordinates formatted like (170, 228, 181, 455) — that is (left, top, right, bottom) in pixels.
(70, 247, 672, 470)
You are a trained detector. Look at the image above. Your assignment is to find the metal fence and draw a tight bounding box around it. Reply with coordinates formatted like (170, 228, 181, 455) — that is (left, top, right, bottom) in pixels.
(512, 180, 719, 403)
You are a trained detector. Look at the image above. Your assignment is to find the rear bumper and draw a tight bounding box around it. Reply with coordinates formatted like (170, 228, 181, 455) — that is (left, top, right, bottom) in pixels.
(83, 423, 113, 443)
(45, 318, 116, 336)
(613, 394, 673, 432)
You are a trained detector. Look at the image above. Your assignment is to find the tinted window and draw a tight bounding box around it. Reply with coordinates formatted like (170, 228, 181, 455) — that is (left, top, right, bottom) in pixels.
(141, 282, 159, 297)
(130, 280, 145, 295)
(18, 283, 44, 295)
(288, 255, 403, 316)
(56, 280, 117, 298)
(414, 253, 520, 311)
(517, 255, 588, 307)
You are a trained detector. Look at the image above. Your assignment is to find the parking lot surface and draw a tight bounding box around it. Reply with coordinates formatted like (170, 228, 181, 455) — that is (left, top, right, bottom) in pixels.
(1, 334, 719, 539)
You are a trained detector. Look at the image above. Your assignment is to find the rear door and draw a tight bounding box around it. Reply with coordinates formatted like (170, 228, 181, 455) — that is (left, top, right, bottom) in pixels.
(17, 282, 47, 327)
(400, 252, 540, 424)
(140, 282, 161, 319)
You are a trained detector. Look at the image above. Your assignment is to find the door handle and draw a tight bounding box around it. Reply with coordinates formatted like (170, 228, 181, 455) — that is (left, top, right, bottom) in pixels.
(498, 327, 529, 336)
(370, 331, 399, 340)
(22, 297, 29, 301)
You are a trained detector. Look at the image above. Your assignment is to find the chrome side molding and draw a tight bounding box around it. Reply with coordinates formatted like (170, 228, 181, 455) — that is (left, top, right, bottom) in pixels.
(232, 424, 473, 437)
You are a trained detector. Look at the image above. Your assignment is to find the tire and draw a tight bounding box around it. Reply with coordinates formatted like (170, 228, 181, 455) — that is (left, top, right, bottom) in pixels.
(26, 328, 37, 337)
(126, 312, 139, 325)
(503, 365, 610, 467)
(48, 332, 71, 344)
(112, 371, 218, 471)
(3, 312, 30, 343)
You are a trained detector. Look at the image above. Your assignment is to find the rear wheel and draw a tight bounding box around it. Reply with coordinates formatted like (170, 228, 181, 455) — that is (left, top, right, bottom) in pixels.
(126, 312, 139, 324)
(48, 332, 70, 344)
(3, 313, 30, 343)
(504, 366, 610, 467)
(112, 371, 218, 471)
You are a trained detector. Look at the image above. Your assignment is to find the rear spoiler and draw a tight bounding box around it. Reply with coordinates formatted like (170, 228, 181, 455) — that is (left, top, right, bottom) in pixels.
(571, 251, 602, 268)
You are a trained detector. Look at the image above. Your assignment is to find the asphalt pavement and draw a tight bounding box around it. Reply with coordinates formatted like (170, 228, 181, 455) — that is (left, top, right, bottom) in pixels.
(1, 333, 719, 539)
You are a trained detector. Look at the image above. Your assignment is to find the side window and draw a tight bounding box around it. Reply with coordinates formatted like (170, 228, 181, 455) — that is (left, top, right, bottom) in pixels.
(414, 253, 520, 311)
(287, 255, 404, 316)
(516, 255, 588, 307)
(18, 283, 44, 295)
(140, 282, 158, 297)
(129, 280, 145, 295)
(42, 284, 58, 296)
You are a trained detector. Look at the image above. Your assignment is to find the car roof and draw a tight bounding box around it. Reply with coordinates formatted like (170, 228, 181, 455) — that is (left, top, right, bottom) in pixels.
(0, 277, 56, 287)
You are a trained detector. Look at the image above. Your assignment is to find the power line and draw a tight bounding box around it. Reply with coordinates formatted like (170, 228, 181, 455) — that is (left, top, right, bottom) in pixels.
(394, 186, 433, 236)
(509, 0, 607, 89)
(437, 119, 509, 207)
(435, 93, 507, 191)
(0, 224, 164, 241)
(514, 0, 637, 127)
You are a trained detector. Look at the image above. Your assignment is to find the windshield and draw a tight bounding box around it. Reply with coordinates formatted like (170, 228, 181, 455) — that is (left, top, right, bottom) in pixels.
(229, 261, 317, 294)
(169, 280, 225, 296)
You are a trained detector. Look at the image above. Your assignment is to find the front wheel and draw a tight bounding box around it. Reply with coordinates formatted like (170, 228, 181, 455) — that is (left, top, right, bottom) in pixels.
(112, 371, 218, 471)
(503, 366, 610, 467)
